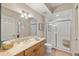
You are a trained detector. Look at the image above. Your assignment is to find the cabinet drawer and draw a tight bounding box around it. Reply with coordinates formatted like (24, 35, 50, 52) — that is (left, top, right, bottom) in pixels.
(25, 48, 33, 56)
(25, 52, 34, 56)
(16, 51, 25, 56)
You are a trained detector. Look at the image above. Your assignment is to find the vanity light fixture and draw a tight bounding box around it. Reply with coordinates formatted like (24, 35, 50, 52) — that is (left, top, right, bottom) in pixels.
(20, 10, 33, 19)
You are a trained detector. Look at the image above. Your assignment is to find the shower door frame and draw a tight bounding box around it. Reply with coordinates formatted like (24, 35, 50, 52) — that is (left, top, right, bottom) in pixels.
(46, 19, 72, 51)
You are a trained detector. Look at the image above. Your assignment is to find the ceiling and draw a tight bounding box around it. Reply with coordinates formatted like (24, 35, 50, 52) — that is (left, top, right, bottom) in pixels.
(25, 3, 53, 20)
(47, 3, 64, 7)
(2, 3, 73, 22)
(26, 3, 73, 20)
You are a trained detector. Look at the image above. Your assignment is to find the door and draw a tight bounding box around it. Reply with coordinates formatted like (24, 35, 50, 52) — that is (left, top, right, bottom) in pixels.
(47, 24, 51, 44)
(50, 24, 57, 48)
(47, 23, 56, 48)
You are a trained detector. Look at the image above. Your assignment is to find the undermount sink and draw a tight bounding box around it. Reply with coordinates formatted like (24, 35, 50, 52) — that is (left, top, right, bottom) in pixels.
(14, 36, 39, 44)
(1, 40, 14, 50)
(15, 39, 34, 44)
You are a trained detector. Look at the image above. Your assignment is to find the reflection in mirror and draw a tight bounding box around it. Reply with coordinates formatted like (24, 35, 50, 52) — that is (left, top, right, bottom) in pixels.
(18, 18, 32, 38)
(29, 18, 38, 40)
(1, 6, 38, 48)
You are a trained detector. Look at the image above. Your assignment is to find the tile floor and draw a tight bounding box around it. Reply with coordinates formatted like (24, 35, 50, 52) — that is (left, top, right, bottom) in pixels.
(44, 48, 72, 56)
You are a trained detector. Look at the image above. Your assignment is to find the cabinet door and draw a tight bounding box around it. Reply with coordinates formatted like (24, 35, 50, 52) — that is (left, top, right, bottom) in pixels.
(39, 45, 45, 56)
(33, 48, 40, 56)
(34, 41, 45, 56)
(33, 43, 41, 56)
(33, 46, 45, 56)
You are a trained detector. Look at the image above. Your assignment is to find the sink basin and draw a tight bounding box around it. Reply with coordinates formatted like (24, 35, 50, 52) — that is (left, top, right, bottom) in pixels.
(1, 41, 14, 50)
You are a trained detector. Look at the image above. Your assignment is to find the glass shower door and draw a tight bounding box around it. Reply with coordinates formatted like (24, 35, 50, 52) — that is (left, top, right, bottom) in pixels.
(56, 21, 71, 51)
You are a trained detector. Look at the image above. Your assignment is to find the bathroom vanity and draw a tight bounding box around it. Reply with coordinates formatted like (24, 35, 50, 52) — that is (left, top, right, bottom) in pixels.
(16, 38, 45, 56)
(0, 37, 45, 56)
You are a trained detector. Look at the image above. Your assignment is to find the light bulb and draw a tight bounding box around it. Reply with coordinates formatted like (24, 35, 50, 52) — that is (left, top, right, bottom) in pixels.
(24, 13, 27, 16)
(28, 14, 33, 18)
(24, 13, 28, 19)
(21, 13, 24, 18)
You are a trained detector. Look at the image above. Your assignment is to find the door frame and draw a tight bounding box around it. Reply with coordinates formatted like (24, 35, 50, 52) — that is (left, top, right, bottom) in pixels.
(71, 3, 78, 55)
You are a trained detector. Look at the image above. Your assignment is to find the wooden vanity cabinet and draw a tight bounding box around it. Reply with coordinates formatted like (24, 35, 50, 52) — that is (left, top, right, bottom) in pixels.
(16, 40, 45, 56)
(25, 40, 45, 56)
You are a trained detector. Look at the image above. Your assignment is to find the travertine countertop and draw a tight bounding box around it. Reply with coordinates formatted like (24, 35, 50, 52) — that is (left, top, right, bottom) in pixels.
(0, 37, 45, 56)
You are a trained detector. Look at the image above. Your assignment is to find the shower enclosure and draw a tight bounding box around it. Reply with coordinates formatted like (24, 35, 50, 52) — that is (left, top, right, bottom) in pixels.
(46, 18, 71, 52)
(45, 10, 72, 52)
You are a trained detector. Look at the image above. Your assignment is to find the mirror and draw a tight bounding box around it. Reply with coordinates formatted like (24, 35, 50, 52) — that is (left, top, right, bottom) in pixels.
(1, 6, 38, 47)
(38, 23, 44, 31)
